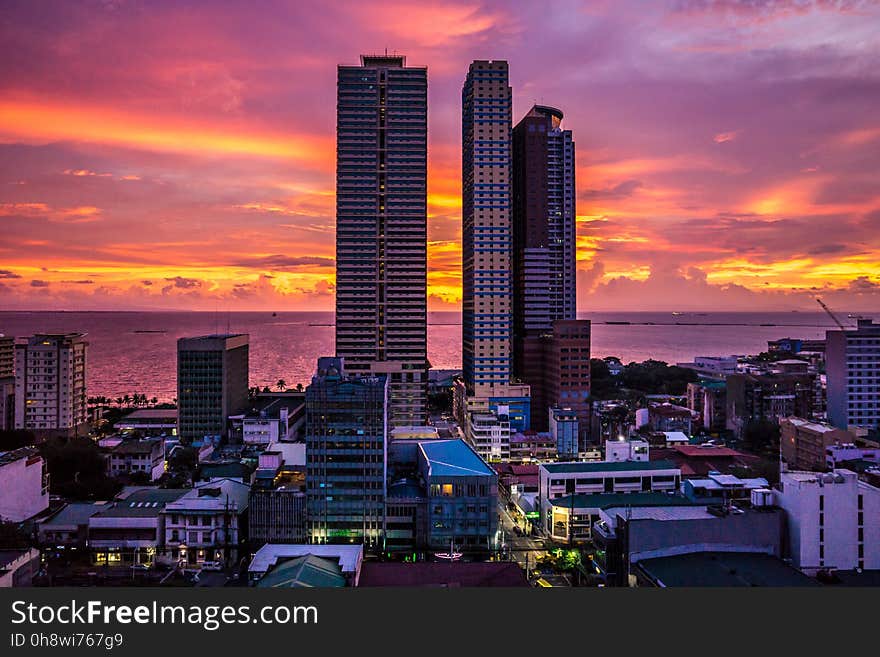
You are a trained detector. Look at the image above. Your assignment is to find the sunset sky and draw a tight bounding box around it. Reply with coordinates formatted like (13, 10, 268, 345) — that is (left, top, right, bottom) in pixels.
(1, 0, 879, 312)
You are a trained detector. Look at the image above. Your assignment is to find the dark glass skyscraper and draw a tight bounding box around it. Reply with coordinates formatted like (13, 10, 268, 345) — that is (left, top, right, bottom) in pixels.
(512, 105, 589, 439)
(335, 54, 427, 428)
(305, 357, 387, 547)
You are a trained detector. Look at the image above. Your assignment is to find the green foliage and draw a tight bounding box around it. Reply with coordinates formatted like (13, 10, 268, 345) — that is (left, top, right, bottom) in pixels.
(742, 419, 781, 457)
(620, 359, 698, 395)
(0, 429, 36, 451)
(168, 446, 198, 473)
(38, 436, 122, 500)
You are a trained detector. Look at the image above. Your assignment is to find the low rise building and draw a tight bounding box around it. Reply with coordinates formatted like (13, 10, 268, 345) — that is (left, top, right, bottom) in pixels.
(825, 443, 879, 469)
(248, 544, 363, 587)
(115, 409, 178, 436)
(230, 392, 304, 445)
(781, 417, 854, 472)
(538, 460, 682, 543)
(509, 431, 556, 463)
(0, 447, 49, 522)
(88, 487, 188, 567)
(0, 549, 41, 587)
(726, 372, 815, 438)
(774, 469, 880, 573)
(605, 438, 649, 462)
(645, 403, 696, 434)
(37, 502, 105, 549)
(418, 439, 498, 555)
(682, 472, 770, 504)
(162, 478, 250, 568)
(593, 497, 786, 586)
(687, 380, 727, 433)
(677, 355, 739, 379)
(549, 407, 579, 459)
(106, 438, 165, 481)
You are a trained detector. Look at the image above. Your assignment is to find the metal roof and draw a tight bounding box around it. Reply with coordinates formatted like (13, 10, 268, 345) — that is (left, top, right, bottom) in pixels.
(419, 439, 495, 478)
(541, 459, 678, 474)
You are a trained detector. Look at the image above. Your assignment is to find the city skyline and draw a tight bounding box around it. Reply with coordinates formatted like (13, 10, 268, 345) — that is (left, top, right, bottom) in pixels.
(2, 1, 880, 313)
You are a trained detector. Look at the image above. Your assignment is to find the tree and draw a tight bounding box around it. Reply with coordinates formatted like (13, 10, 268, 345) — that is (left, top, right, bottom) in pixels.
(0, 429, 36, 451)
(742, 419, 781, 457)
(276, 379, 287, 391)
(38, 436, 122, 500)
(295, 383, 304, 392)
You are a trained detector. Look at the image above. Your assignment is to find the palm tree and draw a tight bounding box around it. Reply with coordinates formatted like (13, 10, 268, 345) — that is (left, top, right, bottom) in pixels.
(115, 397, 124, 407)
(295, 383, 304, 392)
(150, 397, 158, 406)
(122, 394, 131, 407)
(276, 379, 287, 391)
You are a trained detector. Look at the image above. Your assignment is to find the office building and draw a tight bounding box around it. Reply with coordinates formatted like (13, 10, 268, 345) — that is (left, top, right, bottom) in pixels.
(334, 54, 428, 428)
(687, 380, 727, 433)
(176, 334, 249, 443)
(511, 107, 587, 439)
(774, 469, 880, 573)
(780, 417, 854, 472)
(13, 333, 88, 439)
(826, 319, 880, 431)
(549, 407, 578, 459)
(305, 357, 387, 548)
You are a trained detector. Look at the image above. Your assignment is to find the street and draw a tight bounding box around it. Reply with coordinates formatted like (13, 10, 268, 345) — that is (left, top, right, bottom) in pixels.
(497, 499, 547, 575)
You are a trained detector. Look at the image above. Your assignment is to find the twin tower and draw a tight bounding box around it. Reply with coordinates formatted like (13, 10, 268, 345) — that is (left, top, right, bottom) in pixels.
(334, 56, 590, 459)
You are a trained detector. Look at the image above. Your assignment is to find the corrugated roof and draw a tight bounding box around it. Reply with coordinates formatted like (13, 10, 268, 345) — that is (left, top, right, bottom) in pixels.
(636, 552, 820, 587)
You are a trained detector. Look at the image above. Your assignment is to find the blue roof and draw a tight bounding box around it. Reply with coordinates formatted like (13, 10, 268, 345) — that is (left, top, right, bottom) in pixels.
(419, 439, 495, 478)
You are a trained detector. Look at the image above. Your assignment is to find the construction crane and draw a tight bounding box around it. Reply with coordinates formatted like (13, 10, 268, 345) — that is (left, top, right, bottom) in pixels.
(816, 297, 846, 331)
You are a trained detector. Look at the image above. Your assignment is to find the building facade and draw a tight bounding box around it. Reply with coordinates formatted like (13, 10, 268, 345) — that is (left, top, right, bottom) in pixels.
(458, 60, 530, 454)
(780, 417, 854, 472)
(826, 319, 880, 432)
(13, 333, 88, 438)
(106, 438, 165, 481)
(511, 106, 585, 439)
(305, 357, 388, 548)
(335, 54, 428, 428)
(725, 372, 814, 438)
(176, 334, 249, 443)
(0, 447, 49, 522)
(0, 335, 13, 431)
(774, 469, 880, 573)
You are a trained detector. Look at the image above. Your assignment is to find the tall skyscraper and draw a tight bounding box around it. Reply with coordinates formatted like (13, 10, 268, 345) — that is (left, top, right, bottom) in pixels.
(305, 357, 387, 547)
(334, 54, 428, 428)
(177, 334, 249, 443)
(14, 333, 88, 438)
(512, 105, 576, 337)
(457, 60, 530, 460)
(511, 105, 590, 441)
(827, 319, 880, 431)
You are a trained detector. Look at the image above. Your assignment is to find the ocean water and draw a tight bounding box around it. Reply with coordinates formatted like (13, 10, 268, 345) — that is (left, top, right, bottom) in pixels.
(0, 310, 867, 402)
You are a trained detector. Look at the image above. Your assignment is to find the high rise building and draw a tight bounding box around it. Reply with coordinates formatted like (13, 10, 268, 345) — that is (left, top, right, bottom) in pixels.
(457, 60, 530, 460)
(512, 105, 576, 340)
(510, 105, 589, 441)
(305, 357, 387, 547)
(827, 319, 880, 432)
(176, 334, 249, 443)
(334, 54, 428, 428)
(14, 333, 88, 438)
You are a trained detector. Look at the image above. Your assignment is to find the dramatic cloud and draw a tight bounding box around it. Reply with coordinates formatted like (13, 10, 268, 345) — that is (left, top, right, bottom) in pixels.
(0, 0, 878, 311)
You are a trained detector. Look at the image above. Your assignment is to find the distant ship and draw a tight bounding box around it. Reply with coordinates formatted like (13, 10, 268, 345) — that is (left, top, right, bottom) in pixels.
(671, 311, 684, 316)
(272, 312, 277, 317)
(133, 329, 167, 333)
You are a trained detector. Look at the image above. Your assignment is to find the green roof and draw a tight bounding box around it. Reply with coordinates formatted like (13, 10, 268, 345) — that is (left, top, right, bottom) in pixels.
(549, 492, 695, 510)
(636, 552, 820, 587)
(541, 459, 678, 474)
(256, 555, 347, 588)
